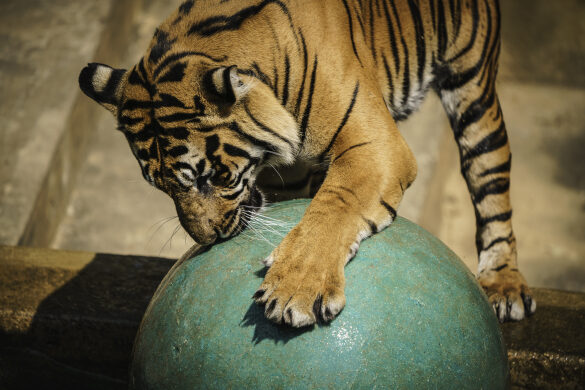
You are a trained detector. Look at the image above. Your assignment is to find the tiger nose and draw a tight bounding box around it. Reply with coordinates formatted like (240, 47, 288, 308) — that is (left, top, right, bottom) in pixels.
(182, 217, 218, 245)
(175, 205, 218, 245)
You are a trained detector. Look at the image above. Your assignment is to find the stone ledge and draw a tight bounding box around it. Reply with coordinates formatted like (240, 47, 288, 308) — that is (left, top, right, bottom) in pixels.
(1, 245, 584, 388)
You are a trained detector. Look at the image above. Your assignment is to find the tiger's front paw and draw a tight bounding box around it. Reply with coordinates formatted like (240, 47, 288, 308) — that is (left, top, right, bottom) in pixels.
(478, 267, 536, 322)
(252, 235, 346, 327)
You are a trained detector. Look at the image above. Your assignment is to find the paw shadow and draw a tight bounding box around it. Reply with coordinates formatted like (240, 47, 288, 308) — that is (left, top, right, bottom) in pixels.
(241, 266, 313, 344)
(240, 302, 313, 344)
(254, 268, 268, 278)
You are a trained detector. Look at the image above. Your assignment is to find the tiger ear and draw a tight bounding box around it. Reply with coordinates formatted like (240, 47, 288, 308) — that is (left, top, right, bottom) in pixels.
(204, 65, 249, 106)
(78, 63, 127, 116)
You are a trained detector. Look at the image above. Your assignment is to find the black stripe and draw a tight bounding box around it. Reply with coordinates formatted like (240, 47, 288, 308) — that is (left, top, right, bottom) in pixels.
(299, 55, 318, 145)
(294, 32, 309, 116)
(133, 118, 164, 142)
(320, 189, 350, 206)
(149, 30, 177, 64)
(205, 134, 220, 160)
(319, 82, 360, 161)
(448, 0, 456, 28)
(227, 122, 278, 154)
(332, 142, 371, 163)
(251, 62, 273, 88)
(353, 3, 365, 33)
(342, 0, 363, 65)
(152, 51, 227, 80)
(455, 89, 496, 138)
(380, 200, 397, 220)
(381, 54, 395, 110)
(449, 0, 462, 37)
(224, 143, 252, 160)
(195, 159, 206, 175)
(168, 145, 189, 157)
(478, 153, 511, 177)
(122, 96, 192, 112)
(136, 148, 150, 160)
(477, 210, 512, 227)
(273, 65, 279, 96)
(382, 0, 400, 75)
(179, 0, 194, 14)
(172, 161, 196, 173)
(388, 0, 410, 108)
(159, 93, 187, 108)
(441, 1, 493, 92)
(167, 127, 190, 140)
(158, 62, 187, 83)
(473, 177, 509, 204)
(448, 0, 480, 62)
(478, 3, 500, 86)
(407, 0, 426, 90)
(460, 122, 507, 168)
(429, 0, 436, 33)
(188, 0, 289, 37)
(437, 0, 448, 60)
(482, 233, 514, 252)
(282, 54, 290, 106)
(119, 116, 143, 126)
(221, 185, 247, 200)
(128, 68, 144, 86)
(223, 209, 240, 235)
(137, 58, 156, 97)
(100, 68, 125, 104)
(369, 0, 377, 62)
(491, 264, 508, 272)
(222, 66, 237, 104)
(338, 186, 358, 199)
(363, 218, 378, 234)
(244, 105, 295, 149)
(122, 99, 152, 111)
(400, 50, 411, 109)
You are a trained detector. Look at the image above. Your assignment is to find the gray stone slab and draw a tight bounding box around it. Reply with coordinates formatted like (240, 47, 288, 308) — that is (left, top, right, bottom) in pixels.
(0, 0, 111, 245)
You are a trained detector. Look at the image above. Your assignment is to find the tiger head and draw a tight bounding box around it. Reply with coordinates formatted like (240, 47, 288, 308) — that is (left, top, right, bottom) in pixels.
(78, 56, 299, 245)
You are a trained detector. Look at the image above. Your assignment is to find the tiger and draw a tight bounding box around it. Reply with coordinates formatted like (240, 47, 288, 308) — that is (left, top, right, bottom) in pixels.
(79, 0, 536, 327)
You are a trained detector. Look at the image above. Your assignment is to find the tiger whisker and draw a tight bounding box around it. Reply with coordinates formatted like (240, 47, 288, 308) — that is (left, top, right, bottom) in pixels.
(159, 223, 182, 255)
(267, 162, 285, 187)
(241, 210, 293, 229)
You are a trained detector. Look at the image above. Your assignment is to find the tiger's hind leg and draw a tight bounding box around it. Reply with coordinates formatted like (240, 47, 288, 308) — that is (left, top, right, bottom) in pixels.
(437, 80, 535, 322)
(434, 1, 535, 322)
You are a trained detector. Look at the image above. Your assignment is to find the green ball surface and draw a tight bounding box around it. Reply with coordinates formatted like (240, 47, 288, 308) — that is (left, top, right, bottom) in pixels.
(131, 199, 508, 389)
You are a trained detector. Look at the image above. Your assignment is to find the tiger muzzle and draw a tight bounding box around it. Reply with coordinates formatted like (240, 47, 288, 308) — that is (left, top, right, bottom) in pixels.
(174, 201, 218, 245)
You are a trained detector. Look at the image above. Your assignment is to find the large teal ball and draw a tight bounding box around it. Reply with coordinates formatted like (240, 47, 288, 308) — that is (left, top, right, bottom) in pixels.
(130, 199, 508, 389)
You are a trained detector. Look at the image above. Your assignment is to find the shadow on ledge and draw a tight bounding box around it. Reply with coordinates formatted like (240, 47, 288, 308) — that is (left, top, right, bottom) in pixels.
(0, 247, 174, 389)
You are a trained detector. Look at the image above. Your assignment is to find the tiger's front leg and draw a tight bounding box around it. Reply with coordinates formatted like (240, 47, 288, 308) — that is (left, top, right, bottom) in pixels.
(253, 88, 417, 327)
